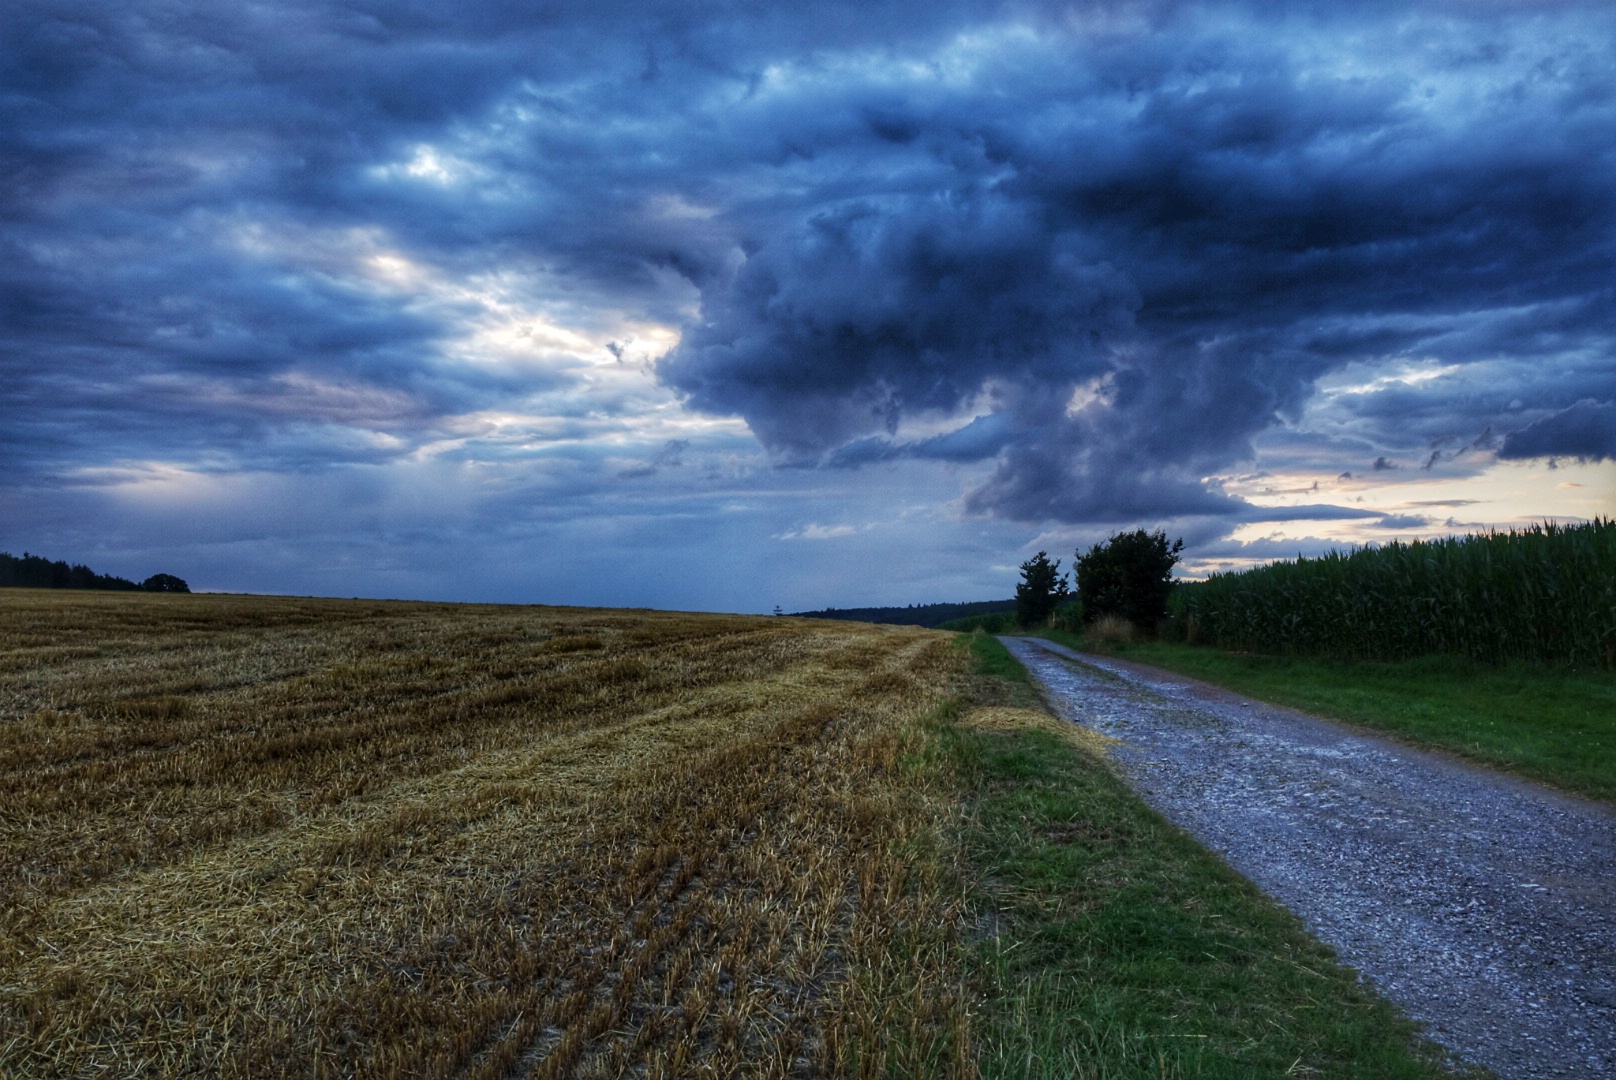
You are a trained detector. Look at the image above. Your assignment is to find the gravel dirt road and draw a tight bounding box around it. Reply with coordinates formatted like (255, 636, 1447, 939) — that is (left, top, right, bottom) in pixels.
(999, 636, 1616, 1080)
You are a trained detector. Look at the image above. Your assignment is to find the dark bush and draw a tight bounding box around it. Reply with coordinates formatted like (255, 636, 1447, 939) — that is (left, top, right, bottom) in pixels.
(1051, 599, 1084, 632)
(1074, 529, 1184, 633)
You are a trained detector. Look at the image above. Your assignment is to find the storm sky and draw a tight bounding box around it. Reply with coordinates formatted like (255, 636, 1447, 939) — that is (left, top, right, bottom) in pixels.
(4, 0, 1614, 611)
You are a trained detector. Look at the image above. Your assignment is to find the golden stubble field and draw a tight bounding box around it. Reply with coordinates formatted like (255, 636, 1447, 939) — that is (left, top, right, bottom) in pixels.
(0, 590, 986, 1078)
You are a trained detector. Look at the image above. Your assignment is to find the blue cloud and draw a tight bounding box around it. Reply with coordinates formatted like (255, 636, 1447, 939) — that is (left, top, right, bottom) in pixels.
(1499, 400, 1616, 463)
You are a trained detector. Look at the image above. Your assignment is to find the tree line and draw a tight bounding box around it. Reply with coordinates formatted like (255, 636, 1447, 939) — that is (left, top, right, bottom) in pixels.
(0, 552, 189, 593)
(789, 598, 1014, 628)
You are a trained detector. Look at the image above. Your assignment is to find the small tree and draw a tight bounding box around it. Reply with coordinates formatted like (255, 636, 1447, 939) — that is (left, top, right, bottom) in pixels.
(1074, 529, 1183, 632)
(141, 573, 190, 593)
(1015, 550, 1068, 628)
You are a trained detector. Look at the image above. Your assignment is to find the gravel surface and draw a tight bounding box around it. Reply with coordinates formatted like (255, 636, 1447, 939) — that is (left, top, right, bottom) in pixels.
(999, 636, 1616, 1080)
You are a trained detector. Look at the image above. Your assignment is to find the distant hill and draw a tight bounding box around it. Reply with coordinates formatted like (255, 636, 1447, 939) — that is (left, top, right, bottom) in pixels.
(0, 552, 189, 593)
(788, 599, 1014, 628)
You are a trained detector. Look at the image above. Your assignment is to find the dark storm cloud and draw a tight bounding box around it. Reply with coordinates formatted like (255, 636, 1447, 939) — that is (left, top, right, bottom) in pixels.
(656, 1, 1616, 521)
(1499, 400, 1616, 463)
(825, 412, 1017, 468)
(5, 0, 1614, 537)
(660, 193, 1138, 458)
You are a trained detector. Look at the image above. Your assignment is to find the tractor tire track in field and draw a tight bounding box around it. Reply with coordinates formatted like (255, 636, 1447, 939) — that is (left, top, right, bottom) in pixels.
(1000, 636, 1616, 1080)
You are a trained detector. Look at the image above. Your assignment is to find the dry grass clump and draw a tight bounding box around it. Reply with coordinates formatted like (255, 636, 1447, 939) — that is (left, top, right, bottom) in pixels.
(958, 706, 1116, 759)
(0, 591, 978, 1078)
(1086, 614, 1136, 646)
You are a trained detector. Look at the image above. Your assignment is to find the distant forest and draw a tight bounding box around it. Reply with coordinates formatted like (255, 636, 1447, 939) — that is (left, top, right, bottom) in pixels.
(789, 598, 1013, 628)
(0, 552, 189, 593)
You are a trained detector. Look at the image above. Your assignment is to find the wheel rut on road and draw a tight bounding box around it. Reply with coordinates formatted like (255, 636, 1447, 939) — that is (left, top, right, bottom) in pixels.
(999, 636, 1616, 1080)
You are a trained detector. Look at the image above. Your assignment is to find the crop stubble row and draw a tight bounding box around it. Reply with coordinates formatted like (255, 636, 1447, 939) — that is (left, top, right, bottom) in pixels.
(0, 592, 975, 1078)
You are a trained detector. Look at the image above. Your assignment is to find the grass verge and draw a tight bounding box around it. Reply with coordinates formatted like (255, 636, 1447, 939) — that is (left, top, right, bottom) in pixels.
(962, 627, 1038, 690)
(1033, 630, 1616, 805)
(939, 634, 1465, 1079)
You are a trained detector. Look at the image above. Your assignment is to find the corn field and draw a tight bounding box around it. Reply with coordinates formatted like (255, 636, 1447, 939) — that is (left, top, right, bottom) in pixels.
(1172, 519, 1616, 667)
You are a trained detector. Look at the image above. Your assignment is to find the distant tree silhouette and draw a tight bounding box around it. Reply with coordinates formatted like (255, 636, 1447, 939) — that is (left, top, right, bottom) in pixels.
(1015, 550, 1068, 628)
(787, 599, 1015, 628)
(141, 573, 191, 593)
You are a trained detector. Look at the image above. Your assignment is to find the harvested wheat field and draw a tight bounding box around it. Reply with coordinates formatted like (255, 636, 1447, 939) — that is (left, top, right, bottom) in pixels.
(0, 590, 977, 1078)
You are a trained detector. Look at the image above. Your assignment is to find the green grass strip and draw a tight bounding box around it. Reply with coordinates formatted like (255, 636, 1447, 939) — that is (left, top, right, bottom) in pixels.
(958, 627, 1038, 691)
(944, 635, 1464, 1078)
(1036, 631, 1616, 805)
